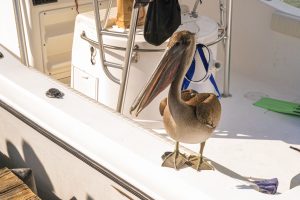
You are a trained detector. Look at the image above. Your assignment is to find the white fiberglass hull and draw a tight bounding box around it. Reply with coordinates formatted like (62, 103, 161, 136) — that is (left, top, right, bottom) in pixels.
(0, 0, 300, 199)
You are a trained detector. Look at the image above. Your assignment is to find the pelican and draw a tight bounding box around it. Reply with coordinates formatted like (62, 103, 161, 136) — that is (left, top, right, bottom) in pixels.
(130, 31, 221, 170)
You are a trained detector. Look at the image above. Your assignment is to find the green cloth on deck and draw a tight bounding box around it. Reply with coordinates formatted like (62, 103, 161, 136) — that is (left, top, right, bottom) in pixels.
(254, 97, 300, 116)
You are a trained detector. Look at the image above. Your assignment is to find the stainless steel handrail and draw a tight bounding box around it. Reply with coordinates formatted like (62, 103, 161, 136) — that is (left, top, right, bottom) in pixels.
(93, 0, 120, 84)
(12, 0, 29, 67)
(103, 0, 113, 28)
(81, 31, 165, 52)
(222, 0, 233, 97)
(100, 29, 144, 37)
(92, 0, 150, 113)
(206, 27, 226, 47)
(116, 4, 140, 113)
(192, 0, 202, 18)
(104, 61, 122, 69)
(81, 28, 225, 51)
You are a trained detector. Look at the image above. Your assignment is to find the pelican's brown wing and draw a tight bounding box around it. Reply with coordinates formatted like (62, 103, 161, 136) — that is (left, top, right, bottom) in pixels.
(181, 89, 199, 101)
(159, 98, 167, 116)
(182, 91, 221, 129)
(159, 89, 198, 116)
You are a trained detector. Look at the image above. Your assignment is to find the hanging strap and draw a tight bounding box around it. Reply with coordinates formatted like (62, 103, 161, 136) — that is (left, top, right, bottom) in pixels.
(182, 56, 195, 90)
(182, 44, 221, 98)
(197, 44, 221, 98)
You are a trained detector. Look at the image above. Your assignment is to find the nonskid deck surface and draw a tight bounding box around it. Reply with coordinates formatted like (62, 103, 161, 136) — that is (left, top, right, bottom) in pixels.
(138, 70, 300, 194)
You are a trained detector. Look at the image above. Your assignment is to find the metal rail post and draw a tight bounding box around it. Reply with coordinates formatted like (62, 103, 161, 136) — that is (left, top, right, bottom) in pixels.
(191, 0, 202, 18)
(93, 0, 120, 83)
(116, 3, 140, 113)
(222, 0, 233, 97)
(12, 0, 29, 67)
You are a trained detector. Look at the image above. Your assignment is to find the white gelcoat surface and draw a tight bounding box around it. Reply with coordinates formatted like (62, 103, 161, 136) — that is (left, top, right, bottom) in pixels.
(1, 0, 300, 199)
(1, 40, 300, 200)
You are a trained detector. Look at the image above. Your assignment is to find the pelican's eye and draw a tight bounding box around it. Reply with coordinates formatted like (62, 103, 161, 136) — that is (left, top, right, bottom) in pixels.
(182, 36, 190, 45)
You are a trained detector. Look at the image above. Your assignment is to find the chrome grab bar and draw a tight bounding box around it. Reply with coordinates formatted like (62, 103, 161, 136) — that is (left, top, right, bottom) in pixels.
(93, 0, 120, 84)
(192, 0, 202, 18)
(80, 31, 165, 53)
(12, 0, 29, 67)
(103, 0, 113, 28)
(222, 0, 233, 97)
(81, 27, 226, 52)
(206, 27, 226, 47)
(116, 5, 139, 113)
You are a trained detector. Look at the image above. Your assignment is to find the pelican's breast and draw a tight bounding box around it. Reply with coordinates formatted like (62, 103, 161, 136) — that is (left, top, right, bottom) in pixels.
(162, 101, 214, 144)
(162, 91, 221, 144)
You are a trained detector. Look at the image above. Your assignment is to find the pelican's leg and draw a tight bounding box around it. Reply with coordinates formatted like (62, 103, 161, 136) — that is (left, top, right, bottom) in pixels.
(188, 142, 214, 171)
(161, 142, 188, 170)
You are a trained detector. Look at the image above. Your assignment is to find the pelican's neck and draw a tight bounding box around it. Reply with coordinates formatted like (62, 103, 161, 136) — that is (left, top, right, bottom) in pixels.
(168, 46, 195, 121)
(169, 65, 186, 101)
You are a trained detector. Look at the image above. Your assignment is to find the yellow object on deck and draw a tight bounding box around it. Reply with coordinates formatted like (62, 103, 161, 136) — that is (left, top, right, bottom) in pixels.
(116, 0, 145, 28)
(0, 168, 40, 200)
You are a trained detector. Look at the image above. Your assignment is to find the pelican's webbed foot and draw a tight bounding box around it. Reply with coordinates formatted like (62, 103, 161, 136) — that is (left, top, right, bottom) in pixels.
(161, 142, 188, 170)
(187, 155, 214, 171)
(187, 142, 214, 171)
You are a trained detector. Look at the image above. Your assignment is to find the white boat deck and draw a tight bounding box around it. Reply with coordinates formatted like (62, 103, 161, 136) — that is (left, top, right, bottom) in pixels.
(1, 0, 300, 199)
(1, 43, 300, 199)
(141, 69, 300, 195)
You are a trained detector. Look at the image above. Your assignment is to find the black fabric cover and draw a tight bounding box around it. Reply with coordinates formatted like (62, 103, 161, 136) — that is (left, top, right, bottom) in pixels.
(135, 0, 153, 7)
(144, 0, 181, 46)
(135, 0, 153, 3)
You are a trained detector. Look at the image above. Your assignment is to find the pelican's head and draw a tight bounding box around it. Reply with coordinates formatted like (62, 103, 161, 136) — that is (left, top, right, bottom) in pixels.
(130, 31, 196, 117)
(167, 30, 196, 50)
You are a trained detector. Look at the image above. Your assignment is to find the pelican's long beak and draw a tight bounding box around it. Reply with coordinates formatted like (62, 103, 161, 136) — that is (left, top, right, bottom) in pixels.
(130, 41, 187, 117)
